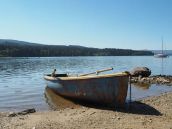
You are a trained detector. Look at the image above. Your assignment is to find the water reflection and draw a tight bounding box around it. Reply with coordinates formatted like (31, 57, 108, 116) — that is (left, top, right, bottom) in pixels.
(161, 58, 164, 75)
(44, 87, 81, 110)
(132, 83, 151, 90)
(127, 84, 172, 101)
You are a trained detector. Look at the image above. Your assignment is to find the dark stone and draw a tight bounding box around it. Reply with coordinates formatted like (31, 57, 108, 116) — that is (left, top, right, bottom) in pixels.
(8, 108, 36, 117)
(8, 112, 17, 117)
(17, 108, 36, 115)
(130, 67, 151, 77)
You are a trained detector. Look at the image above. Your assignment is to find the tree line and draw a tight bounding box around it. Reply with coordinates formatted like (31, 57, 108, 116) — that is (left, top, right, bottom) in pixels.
(0, 40, 153, 57)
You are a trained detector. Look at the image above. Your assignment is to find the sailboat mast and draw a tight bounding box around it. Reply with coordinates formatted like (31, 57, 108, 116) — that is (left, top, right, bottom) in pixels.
(162, 37, 164, 54)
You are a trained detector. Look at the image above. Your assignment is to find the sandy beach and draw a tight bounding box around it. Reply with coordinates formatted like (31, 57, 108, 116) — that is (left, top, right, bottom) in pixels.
(0, 91, 172, 129)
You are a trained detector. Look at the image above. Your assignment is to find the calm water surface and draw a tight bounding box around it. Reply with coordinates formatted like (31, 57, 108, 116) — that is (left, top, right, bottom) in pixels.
(0, 56, 172, 112)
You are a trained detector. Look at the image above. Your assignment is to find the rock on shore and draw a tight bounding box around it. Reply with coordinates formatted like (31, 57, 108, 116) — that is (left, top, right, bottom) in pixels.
(131, 75, 172, 85)
(130, 67, 151, 77)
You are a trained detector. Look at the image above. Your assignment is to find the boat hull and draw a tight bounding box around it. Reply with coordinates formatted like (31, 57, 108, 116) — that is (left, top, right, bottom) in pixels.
(154, 53, 168, 58)
(44, 73, 129, 106)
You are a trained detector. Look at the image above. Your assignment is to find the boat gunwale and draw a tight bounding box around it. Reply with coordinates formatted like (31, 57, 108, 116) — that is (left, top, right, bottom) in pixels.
(44, 72, 129, 81)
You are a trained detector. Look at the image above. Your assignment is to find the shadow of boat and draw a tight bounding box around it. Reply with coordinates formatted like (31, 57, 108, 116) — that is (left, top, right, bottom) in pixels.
(118, 101, 162, 116)
(44, 87, 161, 116)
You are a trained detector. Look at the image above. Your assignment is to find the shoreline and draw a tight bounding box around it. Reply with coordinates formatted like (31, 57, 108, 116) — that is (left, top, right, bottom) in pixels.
(131, 75, 172, 86)
(1, 92, 172, 129)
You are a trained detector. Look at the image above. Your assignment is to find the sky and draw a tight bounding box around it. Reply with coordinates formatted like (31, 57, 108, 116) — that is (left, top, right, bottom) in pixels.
(0, 0, 172, 50)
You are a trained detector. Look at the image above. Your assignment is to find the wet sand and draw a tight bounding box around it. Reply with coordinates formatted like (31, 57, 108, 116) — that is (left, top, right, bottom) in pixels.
(1, 91, 172, 129)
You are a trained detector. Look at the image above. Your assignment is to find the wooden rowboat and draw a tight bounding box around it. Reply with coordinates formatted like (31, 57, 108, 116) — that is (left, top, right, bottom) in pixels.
(44, 71, 129, 107)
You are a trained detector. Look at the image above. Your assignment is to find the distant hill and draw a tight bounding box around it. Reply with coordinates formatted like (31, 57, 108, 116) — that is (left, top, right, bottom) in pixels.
(0, 39, 43, 46)
(0, 39, 154, 57)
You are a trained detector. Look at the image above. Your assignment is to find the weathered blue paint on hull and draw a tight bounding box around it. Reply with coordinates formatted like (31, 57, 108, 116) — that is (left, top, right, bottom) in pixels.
(44, 73, 129, 106)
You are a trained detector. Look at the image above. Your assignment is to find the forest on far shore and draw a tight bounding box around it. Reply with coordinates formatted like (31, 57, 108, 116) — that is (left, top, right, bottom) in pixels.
(0, 39, 154, 57)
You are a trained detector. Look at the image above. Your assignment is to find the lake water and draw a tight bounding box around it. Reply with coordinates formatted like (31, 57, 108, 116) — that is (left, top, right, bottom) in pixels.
(0, 56, 172, 112)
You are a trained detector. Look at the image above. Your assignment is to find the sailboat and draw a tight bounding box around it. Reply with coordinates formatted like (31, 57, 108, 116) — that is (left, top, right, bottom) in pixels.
(154, 37, 168, 58)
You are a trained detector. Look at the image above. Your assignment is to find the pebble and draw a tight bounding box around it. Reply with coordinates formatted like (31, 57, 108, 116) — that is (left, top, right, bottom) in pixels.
(90, 112, 96, 115)
(117, 117, 120, 120)
(112, 117, 115, 119)
(148, 118, 152, 123)
(82, 110, 86, 113)
(19, 117, 25, 120)
(8, 112, 17, 117)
